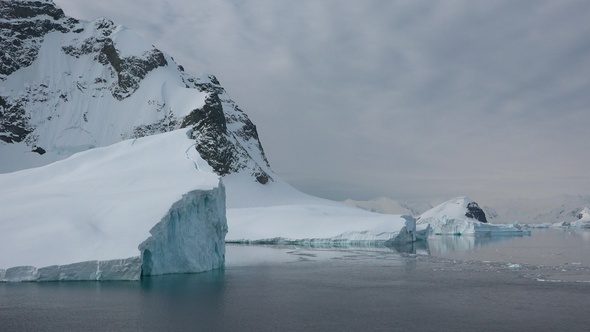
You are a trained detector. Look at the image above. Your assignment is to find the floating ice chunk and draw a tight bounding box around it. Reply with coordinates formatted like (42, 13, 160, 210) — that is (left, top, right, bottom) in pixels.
(566, 220, 590, 229)
(1, 258, 142, 282)
(425, 215, 527, 235)
(3, 266, 39, 282)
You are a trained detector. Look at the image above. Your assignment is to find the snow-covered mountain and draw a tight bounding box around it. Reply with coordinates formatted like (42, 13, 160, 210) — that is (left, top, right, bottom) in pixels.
(346, 194, 590, 227)
(486, 195, 590, 224)
(0, 0, 272, 185)
(1, 1, 417, 280)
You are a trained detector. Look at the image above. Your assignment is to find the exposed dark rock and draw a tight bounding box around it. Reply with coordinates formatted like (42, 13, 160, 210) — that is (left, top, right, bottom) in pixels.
(0, 1, 78, 80)
(0, 1, 66, 21)
(0, 96, 32, 143)
(1, 1, 274, 185)
(182, 90, 273, 184)
(64, 34, 168, 100)
(465, 202, 488, 223)
(255, 172, 270, 184)
(131, 112, 180, 139)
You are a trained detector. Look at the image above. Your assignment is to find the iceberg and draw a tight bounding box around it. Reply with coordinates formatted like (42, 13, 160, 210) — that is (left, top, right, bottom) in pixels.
(417, 196, 526, 235)
(1, 257, 142, 282)
(0, 129, 227, 281)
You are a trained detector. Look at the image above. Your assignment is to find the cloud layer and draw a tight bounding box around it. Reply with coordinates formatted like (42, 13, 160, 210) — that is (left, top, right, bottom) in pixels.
(54, 0, 590, 202)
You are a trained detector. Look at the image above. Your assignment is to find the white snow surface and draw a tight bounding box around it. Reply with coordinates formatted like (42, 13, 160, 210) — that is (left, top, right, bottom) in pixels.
(551, 207, 590, 229)
(0, 129, 226, 281)
(343, 197, 432, 216)
(576, 207, 590, 222)
(0, 18, 208, 173)
(223, 173, 416, 244)
(417, 196, 525, 235)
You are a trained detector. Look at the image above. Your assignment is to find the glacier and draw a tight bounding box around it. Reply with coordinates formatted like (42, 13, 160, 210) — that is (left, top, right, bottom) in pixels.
(223, 173, 418, 246)
(0, 129, 227, 281)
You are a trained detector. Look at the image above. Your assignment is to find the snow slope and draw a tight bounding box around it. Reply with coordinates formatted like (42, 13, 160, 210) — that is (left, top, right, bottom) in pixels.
(1, 0, 273, 185)
(223, 173, 417, 245)
(343, 197, 433, 216)
(0, 129, 226, 281)
(417, 196, 525, 235)
(550, 206, 590, 229)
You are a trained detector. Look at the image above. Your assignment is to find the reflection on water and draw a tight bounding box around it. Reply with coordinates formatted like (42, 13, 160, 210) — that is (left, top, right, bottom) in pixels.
(249, 228, 590, 269)
(424, 229, 590, 267)
(425, 233, 529, 254)
(2, 231, 590, 331)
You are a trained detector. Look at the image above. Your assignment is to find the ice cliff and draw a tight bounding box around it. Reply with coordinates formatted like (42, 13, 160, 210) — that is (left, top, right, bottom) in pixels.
(0, 130, 227, 281)
(139, 186, 227, 276)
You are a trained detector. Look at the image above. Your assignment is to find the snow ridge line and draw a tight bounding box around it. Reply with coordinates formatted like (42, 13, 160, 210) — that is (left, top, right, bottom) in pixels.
(184, 143, 200, 170)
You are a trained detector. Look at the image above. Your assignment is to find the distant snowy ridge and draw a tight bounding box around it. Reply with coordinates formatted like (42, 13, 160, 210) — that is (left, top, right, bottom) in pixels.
(479, 195, 590, 224)
(0, 129, 227, 281)
(548, 206, 590, 229)
(576, 207, 590, 221)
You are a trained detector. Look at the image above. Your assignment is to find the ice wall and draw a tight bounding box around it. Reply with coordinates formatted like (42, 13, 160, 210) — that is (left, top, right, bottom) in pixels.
(0, 258, 142, 282)
(425, 215, 526, 235)
(0, 185, 227, 282)
(139, 185, 227, 276)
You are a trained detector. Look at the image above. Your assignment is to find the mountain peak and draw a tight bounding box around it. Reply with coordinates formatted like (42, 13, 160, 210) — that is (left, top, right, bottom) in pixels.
(0, 0, 273, 183)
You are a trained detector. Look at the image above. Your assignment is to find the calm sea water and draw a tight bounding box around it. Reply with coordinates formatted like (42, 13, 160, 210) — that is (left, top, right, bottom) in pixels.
(1, 229, 589, 331)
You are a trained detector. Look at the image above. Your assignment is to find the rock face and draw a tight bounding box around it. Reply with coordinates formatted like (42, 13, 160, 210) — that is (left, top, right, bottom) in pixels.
(0, 0, 273, 184)
(0, 0, 77, 80)
(465, 202, 488, 223)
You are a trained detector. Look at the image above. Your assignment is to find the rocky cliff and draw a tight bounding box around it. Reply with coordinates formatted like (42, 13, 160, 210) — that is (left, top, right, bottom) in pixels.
(0, 0, 273, 183)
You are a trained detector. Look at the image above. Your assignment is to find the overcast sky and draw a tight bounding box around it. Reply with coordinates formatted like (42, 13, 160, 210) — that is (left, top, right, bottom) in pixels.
(54, 0, 590, 203)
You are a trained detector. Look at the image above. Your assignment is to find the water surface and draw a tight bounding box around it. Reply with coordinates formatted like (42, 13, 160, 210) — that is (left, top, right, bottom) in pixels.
(1, 229, 589, 331)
